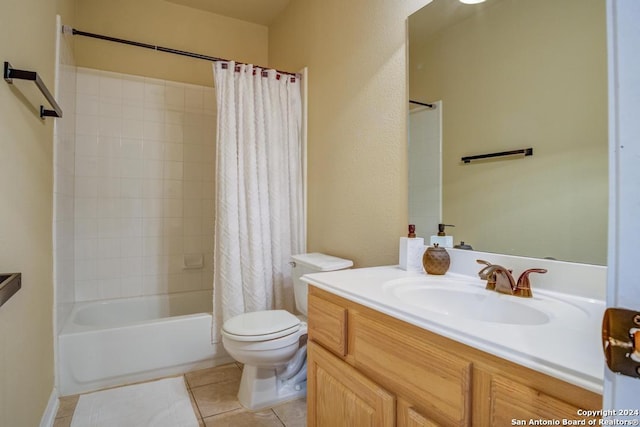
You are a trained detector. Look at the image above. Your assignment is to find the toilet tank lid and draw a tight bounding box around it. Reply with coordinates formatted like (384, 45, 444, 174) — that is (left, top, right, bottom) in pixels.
(291, 253, 353, 271)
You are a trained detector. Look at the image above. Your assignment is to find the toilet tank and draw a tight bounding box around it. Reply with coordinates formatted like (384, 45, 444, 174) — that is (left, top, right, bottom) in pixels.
(290, 253, 353, 315)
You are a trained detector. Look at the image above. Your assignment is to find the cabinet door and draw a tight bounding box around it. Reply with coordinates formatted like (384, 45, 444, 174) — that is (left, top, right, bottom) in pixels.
(307, 341, 395, 427)
(398, 398, 442, 427)
(350, 312, 472, 426)
(487, 375, 598, 425)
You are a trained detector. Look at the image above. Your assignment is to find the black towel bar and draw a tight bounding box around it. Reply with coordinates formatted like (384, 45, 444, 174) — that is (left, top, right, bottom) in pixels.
(4, 61, 63, 119)
(461, 148, 533, 164)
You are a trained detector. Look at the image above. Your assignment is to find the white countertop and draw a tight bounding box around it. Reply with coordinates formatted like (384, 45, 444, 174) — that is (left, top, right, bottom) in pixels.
(302, 265, 605, 394)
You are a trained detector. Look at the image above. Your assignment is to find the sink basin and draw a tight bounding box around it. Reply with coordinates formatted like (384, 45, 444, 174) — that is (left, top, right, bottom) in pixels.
(382, 277, 589, 326)
(391, 284, 550, 325)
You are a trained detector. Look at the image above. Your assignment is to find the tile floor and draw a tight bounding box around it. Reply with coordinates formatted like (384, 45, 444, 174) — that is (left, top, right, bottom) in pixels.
(53, 363, 307, 426)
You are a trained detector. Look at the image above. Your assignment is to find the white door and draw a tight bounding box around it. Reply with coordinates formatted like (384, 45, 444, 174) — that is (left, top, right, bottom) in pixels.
(604, 0, 640, 411)
(408, 101, 442, 240)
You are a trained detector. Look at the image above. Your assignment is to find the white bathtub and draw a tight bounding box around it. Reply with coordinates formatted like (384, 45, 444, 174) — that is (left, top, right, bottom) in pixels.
(58, 290, 232, 396)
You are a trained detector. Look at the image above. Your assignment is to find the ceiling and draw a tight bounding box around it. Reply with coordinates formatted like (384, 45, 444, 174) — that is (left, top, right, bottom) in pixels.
(163, 0, 292, 25)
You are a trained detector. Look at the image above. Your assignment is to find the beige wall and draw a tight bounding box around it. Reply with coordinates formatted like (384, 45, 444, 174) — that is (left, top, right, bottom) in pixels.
(75, 0, 269, 86)
(409, 0, 607, 264)
(269, 0, 429, 267)
(0, 0, 75, 425)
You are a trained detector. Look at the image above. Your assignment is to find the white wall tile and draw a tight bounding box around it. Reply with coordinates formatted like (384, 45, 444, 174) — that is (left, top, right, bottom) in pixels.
(98, 217, 121, 238)
(76, 280, 100, 301)
(122, 79, 145, 105)
(163, 161, 183, 180)
(100, 75, 123, 100)
(76, 70, 100, 95)
(120, 276, 143, 298)
(76, 94, 100, 115)
(122, 119, 144, 139)
(121, 178, 142, 199)
(121, 237, 143, 257)
(183, 162, 203, 181)
(75, 239, 98, 260)
(97, 238, 121, 258)
(185, 87, 203, 111)
(97, 177, 121, 198)
(74, 68, 216, 300)
(120, 158, 143, 178)
(123, 104, 144, 120)
(163, 180, 183, 199)
(76, 114, 99, 136)
(143, 198, 163, 218)
(165, 84, 185, 110)
(75, 218, 98, 239)
(143, 159, 164, 179)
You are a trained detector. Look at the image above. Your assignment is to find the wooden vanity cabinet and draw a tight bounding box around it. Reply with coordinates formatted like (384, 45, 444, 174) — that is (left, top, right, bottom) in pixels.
(307, 286, 601, 427)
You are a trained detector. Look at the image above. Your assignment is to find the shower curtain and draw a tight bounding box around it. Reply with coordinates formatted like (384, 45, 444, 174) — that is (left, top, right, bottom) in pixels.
(211, 61, 304, 342)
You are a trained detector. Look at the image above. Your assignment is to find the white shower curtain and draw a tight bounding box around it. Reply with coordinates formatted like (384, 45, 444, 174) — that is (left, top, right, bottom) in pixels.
(211, 61, 304, 343)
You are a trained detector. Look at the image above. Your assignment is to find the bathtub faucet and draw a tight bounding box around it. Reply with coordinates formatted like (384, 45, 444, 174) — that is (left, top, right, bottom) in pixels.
(476, 260, 547, 298)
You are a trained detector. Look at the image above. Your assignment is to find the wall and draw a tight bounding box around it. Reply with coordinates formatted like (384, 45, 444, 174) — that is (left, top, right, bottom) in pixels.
(268, 0, 430, 267)
(73, 68, 216, 301)
(54, 22, 77, 334)
(74, 0, 269, 86)
(0, 0, 75, 425)
(409, 0, 607, 264)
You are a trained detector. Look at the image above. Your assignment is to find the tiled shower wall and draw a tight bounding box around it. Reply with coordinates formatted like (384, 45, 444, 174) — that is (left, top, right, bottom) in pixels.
(74, 68, 216, 301)
(54, 21, 77, 332)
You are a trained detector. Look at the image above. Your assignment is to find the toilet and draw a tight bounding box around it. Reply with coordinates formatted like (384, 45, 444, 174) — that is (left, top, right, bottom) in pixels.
(221, 252, 353, 410)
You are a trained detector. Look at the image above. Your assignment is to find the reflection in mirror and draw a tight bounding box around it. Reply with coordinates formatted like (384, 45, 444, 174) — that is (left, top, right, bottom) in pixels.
(408, 0, 607, 265)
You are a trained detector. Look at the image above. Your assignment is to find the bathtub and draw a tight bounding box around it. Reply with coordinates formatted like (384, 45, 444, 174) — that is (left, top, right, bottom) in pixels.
(58, 290, 232, 396)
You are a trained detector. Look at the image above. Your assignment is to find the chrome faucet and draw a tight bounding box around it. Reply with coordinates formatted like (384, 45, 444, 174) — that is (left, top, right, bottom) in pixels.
(476, 260, 547, 298)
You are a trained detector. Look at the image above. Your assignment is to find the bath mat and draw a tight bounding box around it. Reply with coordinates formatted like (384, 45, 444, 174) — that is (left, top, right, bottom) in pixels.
(70, 376, 199, 427)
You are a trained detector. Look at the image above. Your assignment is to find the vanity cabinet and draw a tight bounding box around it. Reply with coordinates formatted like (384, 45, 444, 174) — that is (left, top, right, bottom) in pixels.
(307, 286, 601, 427)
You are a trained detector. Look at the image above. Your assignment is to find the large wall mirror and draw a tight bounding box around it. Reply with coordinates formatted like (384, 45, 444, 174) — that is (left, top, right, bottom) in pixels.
(408, 0, 607, 265)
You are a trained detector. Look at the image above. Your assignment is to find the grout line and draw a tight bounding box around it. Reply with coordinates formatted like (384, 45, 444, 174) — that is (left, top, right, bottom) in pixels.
(271, 408, 287, 427)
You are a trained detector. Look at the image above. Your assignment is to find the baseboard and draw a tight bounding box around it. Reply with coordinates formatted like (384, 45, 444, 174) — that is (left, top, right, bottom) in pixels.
(39, 388, 59, 427)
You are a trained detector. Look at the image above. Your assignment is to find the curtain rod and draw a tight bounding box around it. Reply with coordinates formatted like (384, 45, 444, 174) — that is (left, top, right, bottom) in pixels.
(65, 27, 299, 78)
(409, 99, 435, 109)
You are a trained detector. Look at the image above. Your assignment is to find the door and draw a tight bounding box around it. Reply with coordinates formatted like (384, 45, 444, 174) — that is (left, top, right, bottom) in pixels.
(408, 101, 442, 240)
(307, 341, 395, 427)
(604, 0, 640, 411)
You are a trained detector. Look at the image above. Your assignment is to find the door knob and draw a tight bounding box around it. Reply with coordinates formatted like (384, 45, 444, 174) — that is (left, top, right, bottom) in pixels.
(602, 308, 640, 378)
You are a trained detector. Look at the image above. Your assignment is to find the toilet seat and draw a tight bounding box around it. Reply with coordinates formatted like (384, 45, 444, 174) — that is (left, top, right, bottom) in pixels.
(222, 310, 302, 342)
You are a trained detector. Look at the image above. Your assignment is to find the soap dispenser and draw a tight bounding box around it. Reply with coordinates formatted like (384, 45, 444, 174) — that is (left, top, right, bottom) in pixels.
(399, 225, 425, 271)
(429, 223, 454, 248)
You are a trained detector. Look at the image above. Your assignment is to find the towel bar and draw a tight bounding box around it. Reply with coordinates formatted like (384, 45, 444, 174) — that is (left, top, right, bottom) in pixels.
(4, 61, 63, 119)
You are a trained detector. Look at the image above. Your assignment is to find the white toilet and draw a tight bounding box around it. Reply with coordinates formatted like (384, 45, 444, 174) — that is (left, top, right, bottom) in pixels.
(221, 253, 353, 410)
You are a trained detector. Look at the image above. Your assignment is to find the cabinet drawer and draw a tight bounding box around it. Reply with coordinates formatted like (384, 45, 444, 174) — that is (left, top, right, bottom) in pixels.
(308, 293, 348, 356)
(350, 312, 472, 426)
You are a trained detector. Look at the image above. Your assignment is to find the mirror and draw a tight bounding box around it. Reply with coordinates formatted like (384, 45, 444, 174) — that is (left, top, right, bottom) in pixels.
(408, 0, 607, 265)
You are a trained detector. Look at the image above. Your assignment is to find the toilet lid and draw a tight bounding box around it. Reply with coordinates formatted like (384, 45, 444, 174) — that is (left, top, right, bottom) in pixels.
(222, 310, 301, 341)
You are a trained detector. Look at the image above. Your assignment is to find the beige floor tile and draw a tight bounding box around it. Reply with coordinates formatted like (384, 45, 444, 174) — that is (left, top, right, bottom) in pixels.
(191, 380, 243, 418)
(55, 395, 79, 419)
(189, 389, 203, 420)
(204, 408, 284, 427)
(53, 416, 72, 427)
(273, 398, 307, 427)
(185, 363, 242, 389)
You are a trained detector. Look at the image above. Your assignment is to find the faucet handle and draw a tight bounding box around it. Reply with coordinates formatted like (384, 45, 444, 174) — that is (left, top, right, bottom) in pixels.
(514, 268, 547, 298)
(476, 259, 492, 279)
